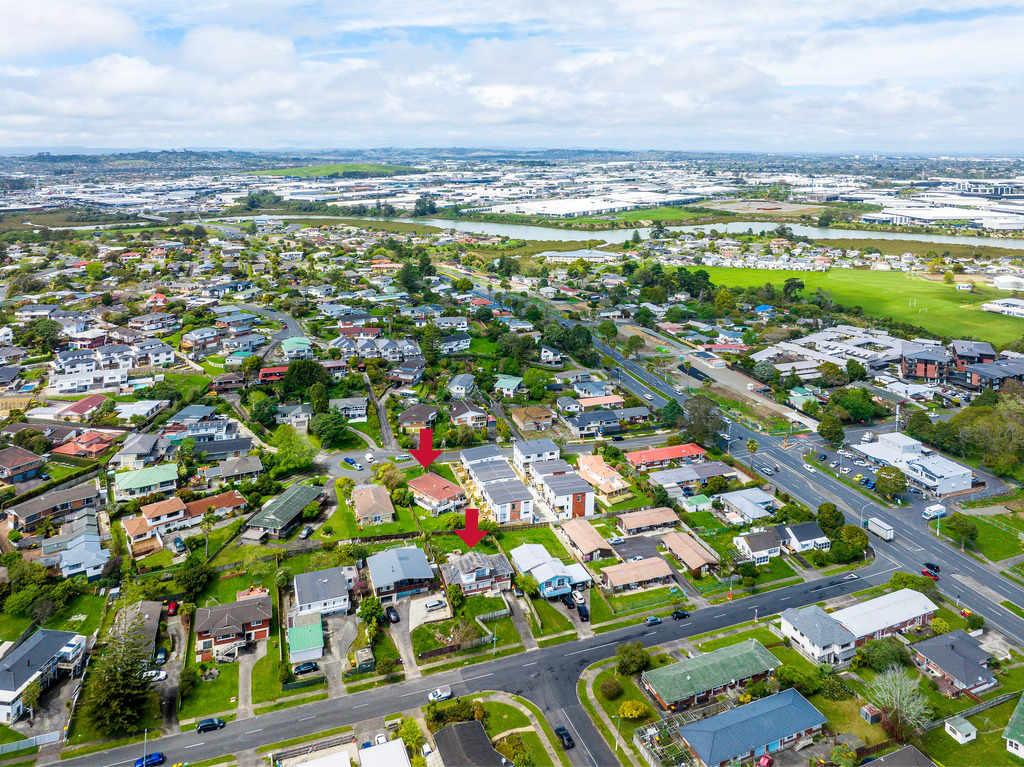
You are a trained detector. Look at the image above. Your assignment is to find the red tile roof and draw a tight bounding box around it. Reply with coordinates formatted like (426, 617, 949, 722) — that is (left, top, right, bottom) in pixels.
(407, 473, 464, 502)
(625, 443, 706, 467)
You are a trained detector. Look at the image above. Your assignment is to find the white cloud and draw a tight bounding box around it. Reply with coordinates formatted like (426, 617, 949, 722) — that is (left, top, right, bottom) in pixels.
(0, 0, 1022, 150)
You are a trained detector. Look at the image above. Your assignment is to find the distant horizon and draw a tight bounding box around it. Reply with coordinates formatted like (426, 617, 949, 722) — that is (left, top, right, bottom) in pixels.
(3, 2, 1024, 153)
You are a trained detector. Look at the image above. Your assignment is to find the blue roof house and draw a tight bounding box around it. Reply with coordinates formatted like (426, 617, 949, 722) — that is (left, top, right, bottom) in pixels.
(676, 688, 826, 767)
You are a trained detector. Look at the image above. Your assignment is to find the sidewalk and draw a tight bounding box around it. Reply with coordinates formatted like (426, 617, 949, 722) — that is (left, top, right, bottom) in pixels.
(482, 692, 562, 765)
(579, 663, 641, 766)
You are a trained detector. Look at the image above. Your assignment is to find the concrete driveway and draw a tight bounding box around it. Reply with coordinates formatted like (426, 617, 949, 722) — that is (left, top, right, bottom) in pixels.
(389, 600, 421, 679)
(322, 615, 356, 696)
(160, 615, 186, 730)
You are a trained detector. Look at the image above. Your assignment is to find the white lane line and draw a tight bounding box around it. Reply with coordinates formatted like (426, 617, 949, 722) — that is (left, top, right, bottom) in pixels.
(567, 642, 614, 656)
(244, 728, 263, 734)
(400, 690, 426, 697)
(461, 672, 494, 683)
(353, 704, 369, 709)
(780, 596, 791, 601)
(713, 613, 727, 618)
(522, 661, 538, 667)
(564, 713, 598, 766)
(643, 631, 656, 636)
(185, 742, 206, 749)
(299, 715, 316, 721)
(100, 760, 136, 767)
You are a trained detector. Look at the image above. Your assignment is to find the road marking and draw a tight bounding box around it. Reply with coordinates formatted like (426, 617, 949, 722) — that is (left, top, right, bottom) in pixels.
(400, 690, 426, 697)
(299, 715, 316, 721)
(567, 642, 614, 656)
(244, 728, 263, 734)
(713, 613, 727, 618)
(100, 760, 136, 767)
(780, 596, 791, 601)
(185, 742, 205, 749)
(353, 704, 369, 709)
(563, 713, 598, 766)
(643, 631, 656, 636)
(461, 672, 494, 683)
(522, 661, 538, 667)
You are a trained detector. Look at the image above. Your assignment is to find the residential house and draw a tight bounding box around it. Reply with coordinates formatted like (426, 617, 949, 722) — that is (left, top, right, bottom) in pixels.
(540, 345, 561, 363)
(675, 689, 826, 767)
(112, 434, 176, 470)
(203, 456, 263, 486)
(259, 365, 288, 384)
(328, 397, 368, 422)
(951, 340, 996, 373)
(293, 566, 351, 617)
(448, 373, 476, 398)
(352, 484, 396, 526)
(510, 405, 554, 432)
(246, 484, 323, 538)
(440, 551, 514, 596)
(366, 546, 435, 601)
(277, 403, 313, 431)
(194, 590, 273, 662)
(451, 400, 487, 429)
(0, 446, 44, 485)
(913, 630, 996, 696)
(50, 431, 116, 459)
(720, 488, 778, 524)
(460, 445, 505, 474)
(576, 454, 631, 501)
(901, 348, 952, 382)
(559, 518, 612, 562)
(387, 357, 426, 385)
(6, 483, 101, 532)
(0, 629, 86, 724)
(733, 530, 782, 565)
(661, 531, 720, 576)
(617, 507, 678, 536)
(509, 543, 591, 599)
(626, 443, 707, 471)
(600, 557, 674, 592)
(407, 473, 467, 515)
(210, 372, 245, 393)
(1006, 696, 1024, 759)
(538, 472, 595, 518)
(494, 375, 524, 398)
(641, 640, 781, 710)
(773, 522, 831, 554)
(128, 312, 179, 334)
(433, 721, 505, 767)
(480, 478, 533, 524)
(439, 333, 471, 354)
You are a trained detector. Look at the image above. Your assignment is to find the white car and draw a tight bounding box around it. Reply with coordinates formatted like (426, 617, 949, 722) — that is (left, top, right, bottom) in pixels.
(628, 555, 644, 562)
(572, 590, 585, 605)
(829, 461, 839, 469)
(803, 464, 815, 473)
(841, 467, 852, 475)
(643, 393, 654, 401)
(428, 686, 452, 702)
(143, 670, 167, 682)
(352, 463, 365, 471)
(928, 412, 941, 419)
(394, 454, 410, 461)
(854, 460, 867, 467)
(608, 537, 625, 545)
(374, 734, 389, 746)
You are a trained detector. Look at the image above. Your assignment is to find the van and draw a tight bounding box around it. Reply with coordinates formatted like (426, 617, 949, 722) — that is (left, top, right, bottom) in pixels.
(425, 599, 446, 612)
(922, 504, 947, 521)
(577, 603, 589, 622)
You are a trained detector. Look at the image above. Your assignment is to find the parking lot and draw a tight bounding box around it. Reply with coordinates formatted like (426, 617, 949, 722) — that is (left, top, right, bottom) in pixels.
(611, 535, 663, 563)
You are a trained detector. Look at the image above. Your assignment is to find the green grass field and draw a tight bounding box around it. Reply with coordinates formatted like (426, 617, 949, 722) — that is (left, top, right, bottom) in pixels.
(252, 163, 420, 178)
(697, 267, 1024, 344)
(178, 663, 240, 720)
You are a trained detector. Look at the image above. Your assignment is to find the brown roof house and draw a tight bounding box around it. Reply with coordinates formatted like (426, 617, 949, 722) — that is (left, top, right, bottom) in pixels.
(193, 588, 273, 662)
(352, 484, 396, 526)
(617, 507, 679, 535)
(600, 557, 674, 592)
(662, 531, 720, 576)
(559, 518, 613, 563)
(407, 473, 467, 516)
(397, 404, 438, 434)
(510, 405, 554, 432)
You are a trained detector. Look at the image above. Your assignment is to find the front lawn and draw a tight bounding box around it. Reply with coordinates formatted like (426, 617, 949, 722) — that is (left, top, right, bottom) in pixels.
(530, 598, 574, 637)
(43, 593, 107, 636)
(697, 627, 778, 652)
(918, 697, 1021, 766)
(178, 663, 240, 720)
(756, 556, 797, 585)
(497, 527, 571, 562)
(317, 495, 358, 541)
(480, 700, 531, 738)
(592, 668, 656, 743)
(605, 585, 686, 614)
(139, 548, 175, 569)
(0, 613, 33, 642)
(354, 504, 418, 537)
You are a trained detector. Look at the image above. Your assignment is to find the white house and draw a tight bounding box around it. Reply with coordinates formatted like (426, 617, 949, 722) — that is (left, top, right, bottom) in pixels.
(773, 522, 831, 553)
(733, 530, 782, 565)
(293, 566, 352, 617)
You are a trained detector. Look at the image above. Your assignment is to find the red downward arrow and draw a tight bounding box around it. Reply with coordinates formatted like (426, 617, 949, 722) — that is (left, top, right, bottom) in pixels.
(410, 427, 443, 468)
(456, 507, 486, 548)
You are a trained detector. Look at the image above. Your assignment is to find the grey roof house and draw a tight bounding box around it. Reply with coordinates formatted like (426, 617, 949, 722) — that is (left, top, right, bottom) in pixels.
(293, 565, 353, 617)
(913, 630, 996, 695)
(366, 546, 435, 600)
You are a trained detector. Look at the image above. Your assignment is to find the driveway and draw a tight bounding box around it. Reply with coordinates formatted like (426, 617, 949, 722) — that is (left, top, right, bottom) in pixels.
(612, 535, 662, 562)
(322, 615, 356, 697)
(389, 600, 421, 679)
(160, 616, 186, 731)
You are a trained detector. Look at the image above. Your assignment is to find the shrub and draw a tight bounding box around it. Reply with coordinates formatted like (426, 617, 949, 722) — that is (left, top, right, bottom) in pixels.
(278, 664, 293, 684)
(618, 700, 648, 720)
(600, 677, 623, 701)
(931, 617, 950, 635)
(819, 673, 853, 701)
(178, 666, 199, 699)
(966, 613, 985, 631)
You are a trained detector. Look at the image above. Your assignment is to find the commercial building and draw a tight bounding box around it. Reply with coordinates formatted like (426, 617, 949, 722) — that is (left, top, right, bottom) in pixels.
(854, 432, 972, 496)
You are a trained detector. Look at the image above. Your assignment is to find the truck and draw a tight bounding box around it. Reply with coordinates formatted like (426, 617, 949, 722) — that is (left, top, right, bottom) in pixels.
(860, 431, 875, 443)
(922, 504, 947, 521)
(866, 517, 894, 541)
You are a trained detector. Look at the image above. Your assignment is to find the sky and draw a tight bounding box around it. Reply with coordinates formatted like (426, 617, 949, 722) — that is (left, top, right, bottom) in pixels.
(2, 0, 1024, 153)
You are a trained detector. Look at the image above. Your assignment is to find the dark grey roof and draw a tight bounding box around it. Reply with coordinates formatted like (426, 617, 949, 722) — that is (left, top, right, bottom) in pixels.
(740, 530, 781, 552)
(951, 340, 995, 358)
(440, 551, 513, 582)
(781, 606, 855, 648)
(118, 600, 162, 654)
(913, 630, 992, 688)
(249, 484, 322, 531)
(471, 462, 517, 484)
(0, 629, 79, 694)
(484, 478, 533, 505)
(433, 720, 506, 767)
(199, 438, 253, 458)
(873, 745, 937, 767)
(513, 438, 558, 455)
(774, 521, 828, 544)
(8, 482, 99, 518)
(367, 546, 433, 589)
(460, 445, 504, 463)
(294, 566, 350, 606)
(194, 595, 272, 635)
(677, 688, 826, 767)
(398, 403, 438, 423)
(541, 472, 592, 496)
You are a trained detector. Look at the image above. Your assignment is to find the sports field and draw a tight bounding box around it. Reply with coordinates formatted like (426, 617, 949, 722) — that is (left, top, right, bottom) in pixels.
(252, 163, 420, 177)
(699, 267, 1024, 344)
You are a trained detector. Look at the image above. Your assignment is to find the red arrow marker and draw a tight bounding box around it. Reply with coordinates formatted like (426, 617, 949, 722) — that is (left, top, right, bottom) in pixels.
(410, 427, 443, 469)
(456, 507, 486, 548)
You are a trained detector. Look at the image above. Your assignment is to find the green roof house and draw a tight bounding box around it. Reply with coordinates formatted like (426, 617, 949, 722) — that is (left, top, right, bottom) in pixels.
(247, 483, 322, 538)
(281, 336, 313, 360)
(640, 639, 781, 710)
(287, 613, 324, 664)
(113, 463, 178, 502)
(494, 376, 524, 399)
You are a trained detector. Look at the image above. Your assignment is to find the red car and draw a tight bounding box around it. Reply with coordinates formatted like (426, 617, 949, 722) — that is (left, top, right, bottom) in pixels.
(167, 601, 178, 616)
(921, 569, 939, 581)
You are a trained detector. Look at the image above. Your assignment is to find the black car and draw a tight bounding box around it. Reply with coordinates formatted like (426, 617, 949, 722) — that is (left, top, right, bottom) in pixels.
(294, 662, 319, 675)
(671, 609, 690, 620)
(577, 603, 590, 622)
(817, 453, 828, 461)
(554, 726, 575, 750)
(924, 562, 940, 573)
(196, 718, 226, 734)
(385, 605, 400, 624)
(560, 593, 577, 610)
(611, 435, 624, 442)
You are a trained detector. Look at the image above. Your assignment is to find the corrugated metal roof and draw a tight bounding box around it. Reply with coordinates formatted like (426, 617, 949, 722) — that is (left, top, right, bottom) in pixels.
(643, 639, 780, 705)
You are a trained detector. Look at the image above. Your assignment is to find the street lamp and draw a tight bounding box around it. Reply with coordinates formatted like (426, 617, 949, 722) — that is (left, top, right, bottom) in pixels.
(612, 715, 621, 753)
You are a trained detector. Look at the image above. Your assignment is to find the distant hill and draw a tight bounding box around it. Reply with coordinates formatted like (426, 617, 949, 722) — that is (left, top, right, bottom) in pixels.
(251, 163, 422, 178)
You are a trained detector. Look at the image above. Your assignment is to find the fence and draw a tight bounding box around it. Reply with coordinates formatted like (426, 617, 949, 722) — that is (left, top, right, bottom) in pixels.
(415, 601, 511, 661)
(921, 690, 1021, 732)
(0, 731, 61, 754)
(271, 731, 355, 764)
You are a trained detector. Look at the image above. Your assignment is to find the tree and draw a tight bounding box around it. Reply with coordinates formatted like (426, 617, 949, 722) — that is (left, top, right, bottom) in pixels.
(875, 466, 908, 499)
(596, 320, 618, 344)
(376, 657, 398, 679)
(176, 554, 215, 601)
(713, 289, 735, 314)
(868, 666, 930, 740)
(517, 574, 539, 598)
(357, 595, 385, 640)
(624, 334, 645, 360)
(178, 666, 199, 700)
(21, 679, 41, 721)
(373, 462, 405, 491)
(615, 641, 650, 676)
(282, 360, 330, 396)
(200, 511, 217, 559)
(839, 524, 869, 552)
(600, 677, 623, 700)
(845, 359, 867, 381)
(309, 410, 349, 448)
(857, 637, 908, 672)
(309, 382, 329, 414)
(817, 503, 845, 537)
(931, 617, 950, 635)
(446, 584, 464, 612)
(398, 717, 425, 751)
(782, 277, 805, 302)
(83, 597, 152, 736)
(776, 664, 821, 696)
(746, 438, 759, 468)
(817, 361, 847, 387)
(945, 512, 978, 551)
(817, 414, 845, 447)
(831, 743, 858, 767)
(660, 399, 685, 429)
(650, 485, 672, 508)
(618, 700, 649, 720)
(683, 395, 724, 449)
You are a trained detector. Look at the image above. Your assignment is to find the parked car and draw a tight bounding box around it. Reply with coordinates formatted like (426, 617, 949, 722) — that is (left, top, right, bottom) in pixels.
(757, 755, 774, 767)
(352, 463, 364, 471)
(166, 601, 178, 617)
(628, 555, 644, 562)
(643, 616, 662, 626)
(841, 467, 852, 475)
(135, 754, 165, 767)
(608, 537, 625, 545)
(924, 562, 941, 573)
(374, 734, 389, 746)
(554, 726, 575, 750)
(343, 457, 357, 466)
(142, 670, 167, 682)
(560, 593, 577, 610)
(153, 647, 167, 665)
(299, 525, 314, 540)
(395, 454, 411, 461)
(817, 453, 828, 461)
(385, 605, 400, 624)
(428, 686, 452, 702)
(671, 609, 690, 620)
(921, 569, 940, 581)
(196, 718, 225, 734)
(577, 603, 590, 622)
(571, 590, 585, 605)
(294, 662, 319, 675)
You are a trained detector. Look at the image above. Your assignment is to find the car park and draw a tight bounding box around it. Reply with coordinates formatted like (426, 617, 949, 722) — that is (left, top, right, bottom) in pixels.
(196, 718, 226, 734)
(922, 569, 940, 581)
(671, 609, 689, 620)
(428, 686, 452, 702)
(142, 670, 167, 682)
(294, 662, 319, 675)
(386, 605, 400, 623)
(554, 726, 575, 750)
(135, 754, 165, 767)
(644, 616, 662, 626)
